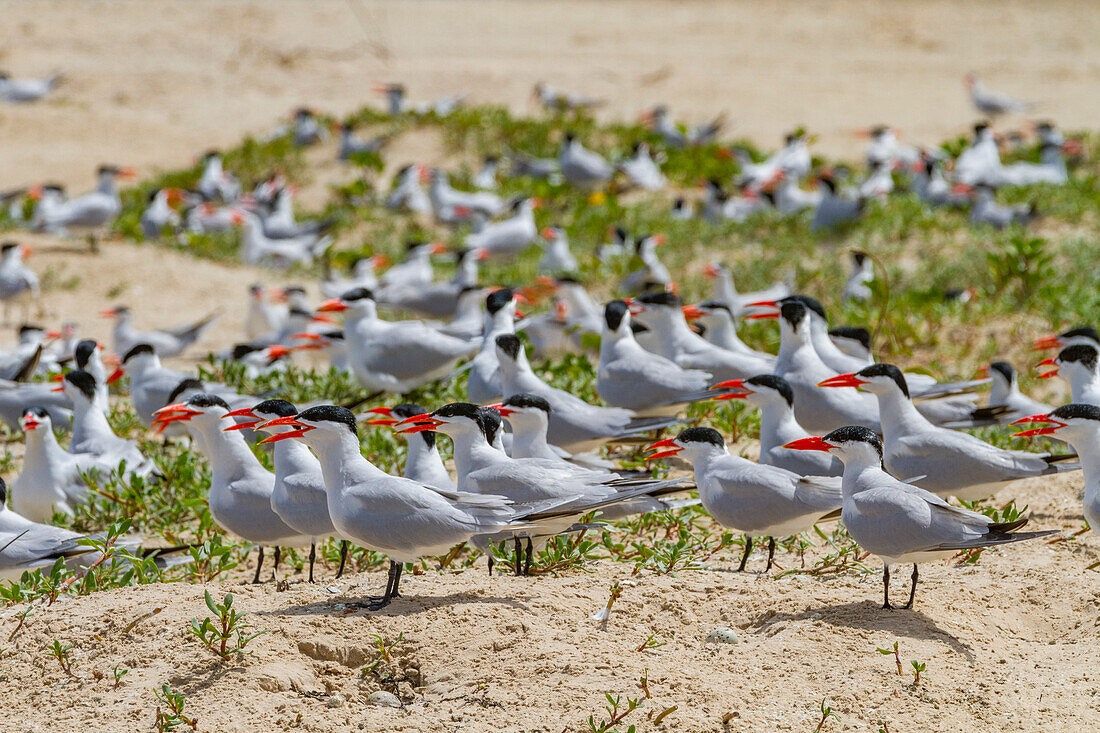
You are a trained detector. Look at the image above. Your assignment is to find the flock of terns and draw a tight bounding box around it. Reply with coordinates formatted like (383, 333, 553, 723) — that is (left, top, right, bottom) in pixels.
(0, 71, 1095, 614)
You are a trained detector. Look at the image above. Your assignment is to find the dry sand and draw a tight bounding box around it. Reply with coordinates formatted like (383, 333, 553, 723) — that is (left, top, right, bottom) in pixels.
(0, 1, 1099, 730)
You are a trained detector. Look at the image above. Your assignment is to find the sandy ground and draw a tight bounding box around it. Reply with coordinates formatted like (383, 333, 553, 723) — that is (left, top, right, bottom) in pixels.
(1, 1, 1099, 730)
(2, 0, 1099, 190)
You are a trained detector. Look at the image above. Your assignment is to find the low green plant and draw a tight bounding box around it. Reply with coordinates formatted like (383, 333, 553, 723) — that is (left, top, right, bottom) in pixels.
(189, 590, 267, 660)
(910, 660, 926, 685)
(45, 639, 79, 678)
(816, 698, 838, 731)
(587, 692, 644, 733)
(154, 684, 197, 731)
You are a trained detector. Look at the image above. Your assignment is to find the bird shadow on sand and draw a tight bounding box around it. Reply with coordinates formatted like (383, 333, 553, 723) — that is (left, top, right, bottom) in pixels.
(749, 601, 975, 662)
(261, 590, 531, 618)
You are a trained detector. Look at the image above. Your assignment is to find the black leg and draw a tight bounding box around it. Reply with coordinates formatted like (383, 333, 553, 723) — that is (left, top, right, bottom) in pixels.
(392, 563, 403, 597)
(514, 536, 523, 576)
(488, 554, 495, 576)
(903, 564, 918, 610)
(252, 546, 265, 584)
(308, 543, 317, 583)
(335, 540, 349, 579)
(882, 565, 893, 610)
(524, 537, 533, 576)
(272, 546, 281, 576)
(765, 537, 776, 572)
(737, 536, 753, 571)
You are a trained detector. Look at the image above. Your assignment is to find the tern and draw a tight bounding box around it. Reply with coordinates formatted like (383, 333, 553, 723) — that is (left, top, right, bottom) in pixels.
(818, 364, 1077, 499)
(11, 409, 94, 522)
(140, 187, 184, 239)
(428, 169, 504, 222)
(597, 300, 716, 413)
(844, 251, 874, 302)
(537, 226, 578, 274)
(495, 334, 680, 452)
(31, 166, 134, 240)
(640, 105, 724, 149)
(258, 405, 535, 609)
(101, 305, 217, 358)
(317, 288, 477, 393)
(464, 198, 539, 258)
(966, 73, 1033, 117)
(713, 375, 843, 477)
(620, 234, 671, 294)
(153, 395, 309, 582)
(385, 164, 432, 215)
(702, 261, 790, 316)
(1039, 344, 1100, 406)
(60, 370, 156, 478)
(559, 133, 613, 188)
(983, 361, 1054, 422)
(645, 427, 841, 571)
(223, 400, 337, 582)
(1012, 404, 1100, 537)
(785, 426, 1055, 609)
(196, 151, 240, 203)
(619, 142, 667, 190)
(467, 288, 521, 405)
(0, 478, 98, 580)
(533, 82, 605, 113)
(364, 403, 455, 490)
(321, 254, 388, 299)
(238, 210, 332, 268)
(1033, 326, 1100, 353)
(0, 70, 63, 103)
(0, 242, 39, 323)
(810, 170, 865, 232)
(378, 246, 482, 320)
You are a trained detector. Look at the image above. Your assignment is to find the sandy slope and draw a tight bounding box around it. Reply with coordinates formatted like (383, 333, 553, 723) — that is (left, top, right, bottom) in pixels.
(1, 2, 1099, 730)
(2, 0, 1099, 190)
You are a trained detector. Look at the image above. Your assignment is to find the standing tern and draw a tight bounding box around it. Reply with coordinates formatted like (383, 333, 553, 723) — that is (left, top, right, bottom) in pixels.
(464, 198, 539, 259)
(818, 364, 1077, 499)
(223, 400, 337, 582)
(537, 226, 578, 274)
(258, 405, 534, 609)
(702, 261, 790, 316)
(153, 395, 308, 582)
(102, 305, 218, 358)
(645, 427, 841, 571)
(0, 242, 38, 324)
(785, 426, 1055, 609)
(1039, 344, 1100, 405)
(559, 133, 613, 188)
(619, 142, 667, 190)
(966, 74, 1033, 117)
(844, 251, 874, 302)
(196, 151, 240, 203)
(364, 404, 455, 490)
(140, 187, 184, 239)
(317, 288, 477, 393)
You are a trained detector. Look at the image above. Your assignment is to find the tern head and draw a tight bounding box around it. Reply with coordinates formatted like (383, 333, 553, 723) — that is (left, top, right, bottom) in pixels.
(818, 363, 909, 398)
(489, 393, 551, 434)
(645, 426, 726, 463)
(257, 404, 359, 447)
(222, 399, 297, 434)
(152, 394, 229, 433)
(987, 361, 1017, 389)
(486, 287, 518, 317)
(773, 300, 810, 339)
(318, 287, 374, 317)
(73, 339, 101, 371)
(1012, 404, 1100, 444)
(113, 343, 158, 382)
(99, 305, 131, 322)
(828, 326, 873, 360)
(494, 334, 526, 371)
(687, 300, 733, 326)
(603, 300, 633, 336)
(784, 425, 882, 466)
(713, 374, 795, 411)
(20, 407, 52, 434)
(1033, 325, 1100, 352)
(397, 402, 491, 443)
(59, 370, 99, 404)
(1040, 344, 1099, 381)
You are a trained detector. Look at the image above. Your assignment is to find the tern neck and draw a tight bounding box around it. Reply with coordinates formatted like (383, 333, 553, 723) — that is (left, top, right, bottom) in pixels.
(448, 430, 503, 488)
(871, 388, 929, 439)
(508, 418, 553, 460)
(757, 402, 808, 454)
(402, 434, 452, 489)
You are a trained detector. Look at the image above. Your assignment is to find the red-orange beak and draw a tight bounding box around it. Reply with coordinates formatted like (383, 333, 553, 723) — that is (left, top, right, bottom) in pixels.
(364, 406, 397, 425)
(703, 263, 720, 279)
(255, 415, 313, 443)
(266, 345, 291, 359)
(394, 412, 443, 433)
(152, 402, 201, 428)
(710, 378, 750, 400)
(99, 309, 118, 318)
(817, 373, 868, 389)
(743, 299, 780, 320)
(1010, 413, 1065, 437)
(22, 417, 41, 431)
(1035, 357, 1059, 379)
(485, 402, 514, 417)
(1032, 334, 1062, 351)
(51, 383, 65, 392)
(106, 367, 125, 384)
(430, 243, 448, 256)
(681, 304, 707, 321)
(316, 298, 348, 313)
(19, 245, 32, 259)
(221, 407, 260, 431)
(644, 437, 682, 461)
(782, 436, 833, 452)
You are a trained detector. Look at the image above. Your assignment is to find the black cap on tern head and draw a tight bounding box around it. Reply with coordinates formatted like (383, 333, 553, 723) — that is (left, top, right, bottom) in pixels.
(167, 378, 205, 405)
(675, 426, 725, 448)
(698, 300, 732, 316)
(502, 393, 551, 415)
(231, 344, 263, 360)
(1049, 404, 1100, 423)
(391, 403, 429, 420)
(857, 363, 909, 398)
(339, 286, 374, 303)
(297, 404, 359, 435)
(989, 361, 1015, 383)
(604, 300, 629, 331)
(186, 394, 230, 411)
(18, 324, 44, 337)
(851, 251, 869, 266)
(432, 402, 483, 421)
(1059, 344, 1098, 370)
(23, 406, 49, 420)
(636, 290, 682, 308)
(122, 343, 156, 363)
(779, 301, 808, 329)
(74, 339, 98, 369)
(486, 288, 515, 314)
(495, 334, 523, 360)
(252, 399, 297, 418)
(478, 407, 502, 444)
(829, 326, 872, 352)
(782, 294, 826, 321)
(1, 242, 19, 253)
(745, 374, 795, 408)
(822, 425, 883, 459)
(63, 370, 98, 402)
(0, 476, 6, 505)
(1060, 326, 1099, 343)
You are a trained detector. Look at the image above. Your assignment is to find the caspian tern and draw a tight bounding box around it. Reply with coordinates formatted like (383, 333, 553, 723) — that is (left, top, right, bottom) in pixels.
(1032, 326, 1099, 353)
(495, 333, 681, 452)
(0, 242, 38, 323)
(154, 395, 309, 582)
(140, 187, 184, 239)
(640, 105, 724, 149)
(466, 288, 520, 405)
(818, 364, 1077, 499)
(983, 361, 1054, 422)
(785, 426, 1055, 609)
(464, 198, 539, 259)
(536, 226, 578, 273)
(11, 408, 95, 522)
(61, 370, 156, 478)
(30, 166, 134, 239)
(645, 427, 841, 571)
(0, 71, 63, 103)
(385, 164, 432, 215)
(620, 234, 671, 294)
(559, 132, 613, 188)
(619, 142, 667, 190)
(1012, 404, 1100, 537)
(702, 261, 790, 316)
(429, 169, 504, 222)
(966, 73, 1033, 117)
(196, 151, 240, 203)
(810, 170, 865, 232)
(321, 254, 387, 299)
(0, 478, 98, 580)
(364, 403, 455, 490)
(1039, 344, 1100, 406)
(317, 288, 477, 393)
(102, 305, 218, 358)
(843, 251, 874, 302)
